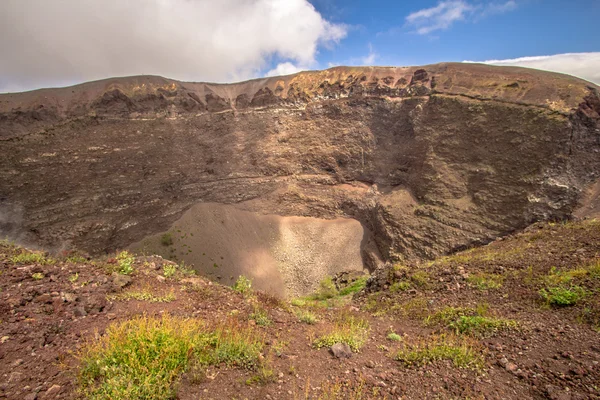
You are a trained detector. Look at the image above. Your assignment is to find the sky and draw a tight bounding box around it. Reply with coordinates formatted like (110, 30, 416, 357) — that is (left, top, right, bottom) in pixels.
(0, 0, 599, 93)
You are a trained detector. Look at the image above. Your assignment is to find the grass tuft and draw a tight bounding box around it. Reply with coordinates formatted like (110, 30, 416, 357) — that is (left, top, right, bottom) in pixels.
(78, 315, 264, 399)
(466, 273, 504, 290)
(78, 315, 204, 399)
(395, 335, 484, 370)
(313, 313, 369, 352)
(295, 309, 318, 325)
(108, 288, 176, 303)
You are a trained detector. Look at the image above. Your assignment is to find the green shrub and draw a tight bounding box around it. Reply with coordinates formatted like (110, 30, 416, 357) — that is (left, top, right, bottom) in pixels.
(540, 286, 587, 306)
(163, 264, 177, 278)
(116, 251, 135, 275)
(233, 276, 252, 295)
(387, 332, 402, 342)
(31, 272, 44, 280)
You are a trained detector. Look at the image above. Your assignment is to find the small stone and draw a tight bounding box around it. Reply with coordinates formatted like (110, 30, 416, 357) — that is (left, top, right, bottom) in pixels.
(366, 360, 376, 368)
(41, 385, 61, 399)
(330, 343, 352, 359)
(73, 306, 87, 317)
(61, 292, 77, 303)
(505, 362, 518, 372)
(35, 294, 53, 304)
(112, 273, 132, 289)
(8, 371, 23, 382)
(156, 275, 166, 282)
(24, 394, 37, 400)
(14, 359, 24, 366)
(0, 336, 9, 343)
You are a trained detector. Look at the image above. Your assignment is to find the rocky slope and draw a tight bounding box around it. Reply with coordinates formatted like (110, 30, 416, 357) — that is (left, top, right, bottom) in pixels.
(0, 63, 599, 281)
(1, 219, 599, 399)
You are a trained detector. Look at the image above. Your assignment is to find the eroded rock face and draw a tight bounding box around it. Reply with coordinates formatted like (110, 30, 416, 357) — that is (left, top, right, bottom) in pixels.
(0, 63, 599, 268)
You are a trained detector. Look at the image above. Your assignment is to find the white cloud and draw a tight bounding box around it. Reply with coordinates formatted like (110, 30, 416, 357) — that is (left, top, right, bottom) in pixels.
(464, 52, 600, 85)
(0, 0, 347, 92)
(406, 1, 517, 35)
(266, 62, 303, 77)
(361, 43, 378, 65)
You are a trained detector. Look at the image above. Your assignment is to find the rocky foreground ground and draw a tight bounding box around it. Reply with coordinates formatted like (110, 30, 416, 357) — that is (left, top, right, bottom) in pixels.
(1, 218, 599, 400)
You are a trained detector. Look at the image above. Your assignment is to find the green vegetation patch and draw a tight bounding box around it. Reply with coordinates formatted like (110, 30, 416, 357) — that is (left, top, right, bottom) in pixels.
(250, 306, 272, 327)
(163, 264, 177, 278)
(540, 285, 588, 306)
(108, 289, 176, 303)
(78, 315, 205, 399)
(116, 251, 135, 275)
(160, 233, 173, 246)
(425, 305, 517, 337)
(338, 277, 368, 296)
(395, 335, 484, 370)
(313, 313, 370, 352)
(11, 250, 54, 265)
(295, 309, 318, 324)
(466, 272, 504, 290)
(78, 315, 264, 399)
(233, 275, 253, 296)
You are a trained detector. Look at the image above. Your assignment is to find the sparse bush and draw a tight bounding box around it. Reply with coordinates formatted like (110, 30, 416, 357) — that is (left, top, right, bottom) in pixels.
(160, 233, 173, 246)
(69, 273, 79, 283)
